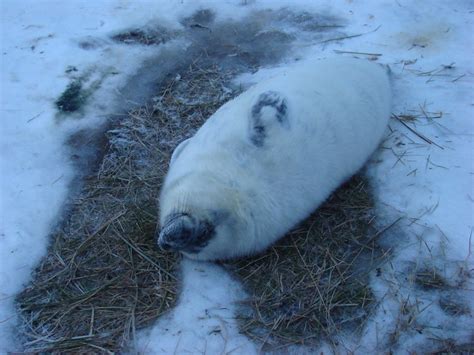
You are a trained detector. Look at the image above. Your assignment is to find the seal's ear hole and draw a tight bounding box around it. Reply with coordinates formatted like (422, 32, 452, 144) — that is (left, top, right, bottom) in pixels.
(170, 138, 192, 166)
(248, 90, 289, 147)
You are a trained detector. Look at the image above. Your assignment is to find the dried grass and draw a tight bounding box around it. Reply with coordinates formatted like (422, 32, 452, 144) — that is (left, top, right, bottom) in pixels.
(224, 175, 389, 350)
(16, 62, 238, 353)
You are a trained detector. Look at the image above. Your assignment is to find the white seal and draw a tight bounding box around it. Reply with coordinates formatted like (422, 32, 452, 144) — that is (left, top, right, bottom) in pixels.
(157, 57, 391, 261)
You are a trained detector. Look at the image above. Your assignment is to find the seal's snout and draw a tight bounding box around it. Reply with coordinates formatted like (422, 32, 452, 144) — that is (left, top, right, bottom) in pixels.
(157, 212, 216, 254)
(157, 213, 194, 252)
(158, 227, 192, 251)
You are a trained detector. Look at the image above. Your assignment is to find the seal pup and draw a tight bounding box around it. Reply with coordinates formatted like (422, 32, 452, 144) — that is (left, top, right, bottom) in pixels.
(157, 57, 391, 261)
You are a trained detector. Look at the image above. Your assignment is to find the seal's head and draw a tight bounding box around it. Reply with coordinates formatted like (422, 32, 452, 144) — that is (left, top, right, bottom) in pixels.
(156, 170, 251, 261)
(156, 203, 242, 261)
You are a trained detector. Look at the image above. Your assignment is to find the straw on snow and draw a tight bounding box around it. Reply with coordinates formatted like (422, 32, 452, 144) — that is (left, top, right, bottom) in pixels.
(16, 63, 237, 353)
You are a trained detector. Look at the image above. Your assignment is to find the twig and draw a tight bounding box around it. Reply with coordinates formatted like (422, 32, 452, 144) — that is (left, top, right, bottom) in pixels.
(452, 74, 465, 82)
(27, 111, 44, 123)
(392, 114, 444, 149)
(319, 25, 381, 44)
(333, 50, 382, 56)
(51, 174, 64, 185)
(367, 217, 403, 243)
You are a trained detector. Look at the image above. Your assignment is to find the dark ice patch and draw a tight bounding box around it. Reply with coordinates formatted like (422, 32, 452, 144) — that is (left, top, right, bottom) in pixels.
(55, 80, 86, 113)
(183, 18, 294, 71)
(55, 67, 118, 116)
(249, 91, 288, 147)
(177, 8, 343, 72)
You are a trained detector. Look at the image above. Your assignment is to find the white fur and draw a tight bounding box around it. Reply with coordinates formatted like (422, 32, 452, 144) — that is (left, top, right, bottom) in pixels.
(159, 57, 391, 261)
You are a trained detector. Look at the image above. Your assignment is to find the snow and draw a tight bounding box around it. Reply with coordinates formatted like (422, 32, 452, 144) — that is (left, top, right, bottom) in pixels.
(138, 260, 257, 354)
(1, 0, 472, 353)
(313, 0, 474, 352)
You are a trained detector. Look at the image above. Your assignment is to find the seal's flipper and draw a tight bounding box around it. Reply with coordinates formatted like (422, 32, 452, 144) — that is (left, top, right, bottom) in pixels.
(249, 91, 289, 147)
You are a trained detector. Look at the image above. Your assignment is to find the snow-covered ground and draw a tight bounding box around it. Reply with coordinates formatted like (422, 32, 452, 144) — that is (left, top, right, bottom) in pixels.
(0, 0, 194, 350)
(1, 0, 472, 353)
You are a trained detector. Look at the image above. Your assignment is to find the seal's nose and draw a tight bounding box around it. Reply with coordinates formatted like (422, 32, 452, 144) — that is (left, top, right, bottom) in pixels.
(158, 237, 174, 251)
(157, 212, 215, 254)
(157, 227, 179, 251)
(157, 213, 194, 252)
